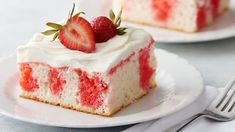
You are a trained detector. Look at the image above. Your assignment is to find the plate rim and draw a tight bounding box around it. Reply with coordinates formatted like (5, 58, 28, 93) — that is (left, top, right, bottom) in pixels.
(153, 31, 235, 43)
(0, 49, 204, 128)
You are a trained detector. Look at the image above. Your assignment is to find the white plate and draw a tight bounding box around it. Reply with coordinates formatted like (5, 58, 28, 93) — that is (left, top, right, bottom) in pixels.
(0, 49, 204, 128)
(78, 0, 235, 43)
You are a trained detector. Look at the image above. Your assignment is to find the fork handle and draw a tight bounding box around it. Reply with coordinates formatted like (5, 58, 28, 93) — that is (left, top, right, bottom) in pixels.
(168, 113, 205, 132)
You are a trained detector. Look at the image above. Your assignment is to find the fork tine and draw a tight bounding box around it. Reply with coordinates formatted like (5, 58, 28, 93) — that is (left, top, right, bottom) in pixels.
(216, 77, 235, 108)
(228, 102, 235, 112)
(226, 95, 235, 112)
(221, 84, 235, 111)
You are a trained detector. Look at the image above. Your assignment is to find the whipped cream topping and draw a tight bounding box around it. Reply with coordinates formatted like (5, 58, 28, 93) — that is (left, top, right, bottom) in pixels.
(17, 28, 152, 73)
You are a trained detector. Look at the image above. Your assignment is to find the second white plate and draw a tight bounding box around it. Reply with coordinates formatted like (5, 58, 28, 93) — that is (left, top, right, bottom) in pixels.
(78, 0, 235, 43)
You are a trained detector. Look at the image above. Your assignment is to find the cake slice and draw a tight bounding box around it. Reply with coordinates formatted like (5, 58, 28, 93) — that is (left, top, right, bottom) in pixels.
(16, 5, 156, 116)
(113, 0, 229, 32)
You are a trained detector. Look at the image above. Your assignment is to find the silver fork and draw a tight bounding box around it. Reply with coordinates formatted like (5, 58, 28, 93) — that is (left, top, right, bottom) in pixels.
(172, 77, 235, 132)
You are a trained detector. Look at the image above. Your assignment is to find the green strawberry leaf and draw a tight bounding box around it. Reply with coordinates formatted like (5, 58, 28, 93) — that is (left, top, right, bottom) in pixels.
(109, 10, 116, 22)
(117, 27, 127, 35)
(74, 12, 85, 17)
(69, 3, 75, 18)
(46, 22, 62, 30)
(115, 9, 122, 24)
(41, 29, 58, 35)
(52, 32, 58, 41)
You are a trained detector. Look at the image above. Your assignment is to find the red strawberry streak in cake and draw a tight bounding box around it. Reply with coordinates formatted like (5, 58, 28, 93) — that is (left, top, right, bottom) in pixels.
(139, 39, 155, 90)
(108, 52, 136, 75)
(19, 62, 108, 108)
(109, 38, 155, 90)
(75, 70, 108, 108)
(197, 6, 206, 29)
(48, 68, 66, 96)
(19, 63, 39, 92)
(211, 0, 220, 18)
(151, 0, 177, 22)
(197, 0, 220, 29)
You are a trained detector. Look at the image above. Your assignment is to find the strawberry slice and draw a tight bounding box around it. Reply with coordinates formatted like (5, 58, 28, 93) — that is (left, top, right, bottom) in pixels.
(58, 16, 96, 53)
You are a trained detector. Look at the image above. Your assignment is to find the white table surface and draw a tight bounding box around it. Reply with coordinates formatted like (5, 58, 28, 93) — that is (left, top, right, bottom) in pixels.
(1, 0, 235, 132)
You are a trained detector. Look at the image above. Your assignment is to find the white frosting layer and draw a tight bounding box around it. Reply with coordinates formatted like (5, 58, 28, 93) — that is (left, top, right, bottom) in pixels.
(17, 28, 152, 73)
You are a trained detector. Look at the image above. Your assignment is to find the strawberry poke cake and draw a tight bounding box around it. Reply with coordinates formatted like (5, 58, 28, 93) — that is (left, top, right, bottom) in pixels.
(16, 4, 156, 116)
(113, 0, 229, 32)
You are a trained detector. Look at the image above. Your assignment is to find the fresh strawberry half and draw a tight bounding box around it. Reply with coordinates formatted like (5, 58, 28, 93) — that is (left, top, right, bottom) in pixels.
(41, 3, 96, 53)
(91, 10, 127, 43)
(58, 16, 95, 52)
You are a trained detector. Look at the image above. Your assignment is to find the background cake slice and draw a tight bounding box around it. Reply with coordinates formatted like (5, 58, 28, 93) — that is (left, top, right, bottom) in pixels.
(113, 0, 229, 32)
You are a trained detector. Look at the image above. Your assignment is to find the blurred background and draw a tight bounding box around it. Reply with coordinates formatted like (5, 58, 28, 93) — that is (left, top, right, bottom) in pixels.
(0, 0, 77, 57)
